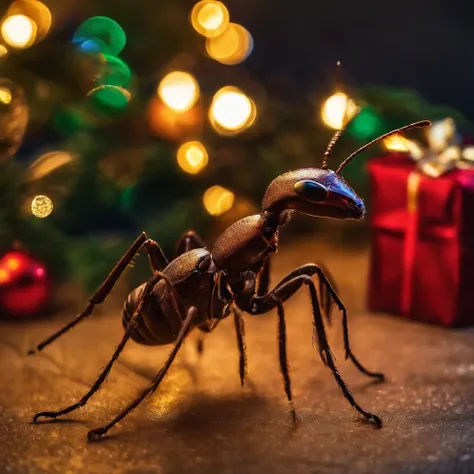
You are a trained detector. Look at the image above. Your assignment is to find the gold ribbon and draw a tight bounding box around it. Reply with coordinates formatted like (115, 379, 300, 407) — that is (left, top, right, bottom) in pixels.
(406, 171, 421, 213)
(385, 117, 474, 178)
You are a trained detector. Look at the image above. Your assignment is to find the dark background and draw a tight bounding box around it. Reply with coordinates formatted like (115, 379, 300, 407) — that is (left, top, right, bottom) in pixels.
(233, 0, 471, 114)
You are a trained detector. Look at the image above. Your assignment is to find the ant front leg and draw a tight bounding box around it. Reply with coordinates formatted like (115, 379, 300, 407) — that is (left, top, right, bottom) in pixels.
(249, 271, 382, 428)
(271, 265, 384, 381)
(28, 233, 169, 355)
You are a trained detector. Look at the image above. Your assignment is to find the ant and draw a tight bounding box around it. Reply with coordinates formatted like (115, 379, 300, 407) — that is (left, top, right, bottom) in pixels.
(29, 119, 430, 440)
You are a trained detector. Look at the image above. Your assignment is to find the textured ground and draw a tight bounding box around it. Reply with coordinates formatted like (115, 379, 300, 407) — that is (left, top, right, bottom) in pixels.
(1, 237, 474, 474)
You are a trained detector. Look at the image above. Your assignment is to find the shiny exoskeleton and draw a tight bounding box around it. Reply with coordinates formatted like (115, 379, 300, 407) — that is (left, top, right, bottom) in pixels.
(29, 120, 430, 440)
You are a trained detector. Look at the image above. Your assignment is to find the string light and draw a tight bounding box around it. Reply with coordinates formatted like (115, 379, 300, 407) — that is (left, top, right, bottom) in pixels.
(321, 92, 358, 130)
(190, 0, 229, 38)
(209, 86, 256, 134)
(177, 141, 209, 174)
(1, 14, 36, 49)
(206, 23, 253, 65)
(203, 185, 234, 216)
(158, 71, 200, 113)
(31, 195, 53, 218)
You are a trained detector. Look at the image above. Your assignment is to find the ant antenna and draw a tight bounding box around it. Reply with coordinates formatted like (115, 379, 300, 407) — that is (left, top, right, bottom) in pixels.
(321, 61, 344, 170)
(335, 120, 431, 174)
(335, 60, 341, 90)
(322, 129, 344, 169)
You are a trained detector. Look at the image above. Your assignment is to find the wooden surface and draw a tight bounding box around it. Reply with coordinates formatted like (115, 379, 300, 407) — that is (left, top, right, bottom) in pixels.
(1, 237, 474, 474)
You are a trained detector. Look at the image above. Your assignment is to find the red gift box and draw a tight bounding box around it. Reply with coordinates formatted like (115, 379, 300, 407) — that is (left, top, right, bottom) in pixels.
(367, 152, 474, 327)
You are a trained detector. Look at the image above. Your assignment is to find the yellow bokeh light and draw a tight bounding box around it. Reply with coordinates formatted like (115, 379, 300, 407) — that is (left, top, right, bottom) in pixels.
(321, 92, 358, 130)
(0, 45, 7, 57)
(383, 134, 423, 159)
(6, 0, 51, 41)
(31, 194, 53, 218)
(0, 87, 12, 104)
(177, 141, 209, 174)
(383, 134, 410, 152)
(6, 256, 20, 271)
(0, 268, 9, 283)
(158, 71, 200, 113)
(209, 86, 257, 134)
(206, 23, 253, 65)
(190, 0, 229, 38)
(1, 14, 36, 49)
(203, 185, 235, 216)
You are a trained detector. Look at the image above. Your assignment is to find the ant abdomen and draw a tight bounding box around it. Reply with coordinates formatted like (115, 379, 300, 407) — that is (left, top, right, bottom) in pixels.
(122, 284, 181, 345)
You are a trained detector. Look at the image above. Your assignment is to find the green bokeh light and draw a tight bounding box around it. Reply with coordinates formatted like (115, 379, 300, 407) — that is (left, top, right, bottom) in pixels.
(98, 55, 131, 87)
(74, 16, 126, 57)
(120, 185, 135, 211)
(53, 109, 84, 136)
(88, 86, 130, 115)
(348, 107, 384, 140)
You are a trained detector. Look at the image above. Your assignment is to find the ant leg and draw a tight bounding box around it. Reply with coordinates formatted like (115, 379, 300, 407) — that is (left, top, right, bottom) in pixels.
(256, 257, 271, 296)
(174, 230, 207, 257)
(250, 276, 381, 428)
(33, 272, 163, 423)
(87, 306, 197, 441)
(316, 262, 337, 325)
(271, 264, 384, 381)
(276, 302, 297, 424)
(28, 233, 149, 355)
(233, 307, 248, 387)
(28, 234, 169, 355)
(144, 240, 169, 271)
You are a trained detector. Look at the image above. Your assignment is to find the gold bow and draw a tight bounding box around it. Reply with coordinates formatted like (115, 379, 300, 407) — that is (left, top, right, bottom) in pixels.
(384, 117, 474, 178)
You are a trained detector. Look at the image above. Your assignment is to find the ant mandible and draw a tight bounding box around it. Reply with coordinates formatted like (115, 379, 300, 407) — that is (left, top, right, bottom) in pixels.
(29, 119, 430, 440)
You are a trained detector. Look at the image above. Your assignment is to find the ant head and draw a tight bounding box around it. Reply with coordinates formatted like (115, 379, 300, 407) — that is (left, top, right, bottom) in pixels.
(262, 168, 365, 219)
(262, 120, 431, 220)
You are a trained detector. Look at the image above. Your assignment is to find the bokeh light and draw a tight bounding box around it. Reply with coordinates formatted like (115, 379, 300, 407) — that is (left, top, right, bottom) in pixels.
(31, 194, 53, 218)
(73, 16, 126, 56)
(209, 86, 256, 134)
(206, 23, 253, 65)
(321, 92, 358, 130)
(347, 107, 383, 139)
(0, 87, 12, 104)
(6, 0, 51, 42)
(383, 134, 410, 152)
(26, 151, 75, 181)
(190, 0, 229, 38)
(0, 45, 7, 57)
(148, 98, 203, 141)
(97, 55, 131, 87)
(383, 134, 423, 158)
(203, 185, 234, 216)
(87, 85, 131, 114)
(158, 71, 200, 113)
(177, 141, 209, 174)
(1, 14, 36, 49)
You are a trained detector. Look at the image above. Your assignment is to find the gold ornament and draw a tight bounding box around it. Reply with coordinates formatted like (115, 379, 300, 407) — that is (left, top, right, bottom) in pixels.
(31, 194, 53, 218)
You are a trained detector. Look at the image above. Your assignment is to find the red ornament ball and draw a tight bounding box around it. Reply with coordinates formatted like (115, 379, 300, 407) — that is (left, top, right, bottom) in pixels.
(0, 251, 50, 317)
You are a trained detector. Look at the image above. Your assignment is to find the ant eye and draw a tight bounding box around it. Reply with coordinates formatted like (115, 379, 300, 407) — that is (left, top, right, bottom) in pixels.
(293, 180, 328, 202)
